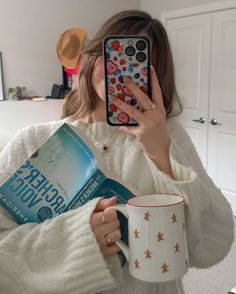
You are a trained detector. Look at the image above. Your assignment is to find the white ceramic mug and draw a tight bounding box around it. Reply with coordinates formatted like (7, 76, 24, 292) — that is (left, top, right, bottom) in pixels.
(111, 193, 188, 283)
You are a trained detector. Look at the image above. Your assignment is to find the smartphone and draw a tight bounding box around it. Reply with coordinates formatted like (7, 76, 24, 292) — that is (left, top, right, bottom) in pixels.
(103, 35, 151, 126)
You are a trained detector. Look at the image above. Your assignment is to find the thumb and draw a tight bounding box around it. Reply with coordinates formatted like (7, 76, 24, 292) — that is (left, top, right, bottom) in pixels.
(119, 126, 138, 136)
(95, 196, 117, 212)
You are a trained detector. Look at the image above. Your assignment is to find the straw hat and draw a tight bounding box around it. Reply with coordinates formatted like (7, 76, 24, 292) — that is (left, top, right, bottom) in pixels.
(57, 28, 87, 69)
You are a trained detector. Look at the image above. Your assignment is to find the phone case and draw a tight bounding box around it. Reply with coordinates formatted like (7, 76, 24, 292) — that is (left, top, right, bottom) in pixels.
(103, 36, 151, 126)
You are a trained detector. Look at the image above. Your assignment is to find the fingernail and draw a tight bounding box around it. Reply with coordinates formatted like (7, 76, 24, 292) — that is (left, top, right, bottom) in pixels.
(108, 196, 117, 202)
(123, 76, 133, 83)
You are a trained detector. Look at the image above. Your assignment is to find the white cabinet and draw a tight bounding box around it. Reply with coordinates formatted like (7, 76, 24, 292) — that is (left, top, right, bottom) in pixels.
(165, 8, 236, 214)
(0, 99, 63, 149)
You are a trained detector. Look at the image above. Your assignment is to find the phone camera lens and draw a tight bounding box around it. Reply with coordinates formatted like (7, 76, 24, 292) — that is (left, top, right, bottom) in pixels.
(125, 46, 135, 56)
(136, 52, 146, 62)
(136, 40, 146, 51)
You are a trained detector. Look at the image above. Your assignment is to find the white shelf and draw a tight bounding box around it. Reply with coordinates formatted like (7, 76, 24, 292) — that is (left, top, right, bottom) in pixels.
(1, 98, 63, 103)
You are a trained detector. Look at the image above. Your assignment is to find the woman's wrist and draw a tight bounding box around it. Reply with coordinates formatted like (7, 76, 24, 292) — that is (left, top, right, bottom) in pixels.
(146, 141, 174, 179)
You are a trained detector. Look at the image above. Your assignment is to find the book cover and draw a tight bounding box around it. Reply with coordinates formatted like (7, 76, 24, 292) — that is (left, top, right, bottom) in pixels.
(0, 123, 136, 260)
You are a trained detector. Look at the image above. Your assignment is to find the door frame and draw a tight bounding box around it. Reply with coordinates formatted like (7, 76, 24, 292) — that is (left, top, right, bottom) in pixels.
(161, 0, 236, 24)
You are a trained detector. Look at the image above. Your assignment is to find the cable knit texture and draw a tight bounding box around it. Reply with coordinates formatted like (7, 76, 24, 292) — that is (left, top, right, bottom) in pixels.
(0, 118, 234, 294)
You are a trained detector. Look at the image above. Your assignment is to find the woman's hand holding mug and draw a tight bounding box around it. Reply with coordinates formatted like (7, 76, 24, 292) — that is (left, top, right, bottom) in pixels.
(90, 197, 121, 257)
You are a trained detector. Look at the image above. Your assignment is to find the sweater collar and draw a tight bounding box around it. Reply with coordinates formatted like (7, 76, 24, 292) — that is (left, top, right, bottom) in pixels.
(71, 120, 124, 143)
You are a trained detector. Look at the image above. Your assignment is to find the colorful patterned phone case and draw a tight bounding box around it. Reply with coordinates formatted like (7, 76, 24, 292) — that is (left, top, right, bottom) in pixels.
(103, 36, 151, 126)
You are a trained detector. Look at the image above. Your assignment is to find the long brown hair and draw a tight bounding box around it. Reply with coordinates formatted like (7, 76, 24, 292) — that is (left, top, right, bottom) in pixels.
(62, 10, 182, 120)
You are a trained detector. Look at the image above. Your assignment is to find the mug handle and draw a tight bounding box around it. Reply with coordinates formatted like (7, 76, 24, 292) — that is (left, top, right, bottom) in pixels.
(109, 204, 130, 261)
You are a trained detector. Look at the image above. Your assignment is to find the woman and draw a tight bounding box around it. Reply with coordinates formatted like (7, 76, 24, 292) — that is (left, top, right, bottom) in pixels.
(0, 10, 234, 294)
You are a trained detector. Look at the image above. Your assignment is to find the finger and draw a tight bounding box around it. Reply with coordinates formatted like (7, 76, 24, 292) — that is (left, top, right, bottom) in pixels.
(110, 95, 144, 123)
(103, 207, 118, 223)
(100, 229, 121, 247)
(101, 243, 120, 257)
(90, 212, 105, 226)
(106, 229, 122, 244)
(91, 215, 120, 234)
(90, 209, 119, 227)
(94, 196, 117, 212)
(151, 66, 164, 109)
(123, 77, 153, 110)
(119, 125, 139, 136)
(95, 219, 120, 240)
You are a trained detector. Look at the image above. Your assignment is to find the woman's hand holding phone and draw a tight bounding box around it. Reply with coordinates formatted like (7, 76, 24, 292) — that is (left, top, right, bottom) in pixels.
(110, 66, 174, 178)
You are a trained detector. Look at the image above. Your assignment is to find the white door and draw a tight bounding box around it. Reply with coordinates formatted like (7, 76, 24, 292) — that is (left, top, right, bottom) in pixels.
(208, 8, 236, 214)
(166, 14, 212, 168)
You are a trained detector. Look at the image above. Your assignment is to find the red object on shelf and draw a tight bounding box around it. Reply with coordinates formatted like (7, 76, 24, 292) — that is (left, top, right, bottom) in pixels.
(64, 64, 80, 75)
(64, 64, 80, 89)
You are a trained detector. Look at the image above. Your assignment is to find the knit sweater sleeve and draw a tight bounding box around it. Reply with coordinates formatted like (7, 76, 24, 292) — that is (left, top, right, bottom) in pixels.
(0, 124, 121, 294)
(143, 120, 234, 269)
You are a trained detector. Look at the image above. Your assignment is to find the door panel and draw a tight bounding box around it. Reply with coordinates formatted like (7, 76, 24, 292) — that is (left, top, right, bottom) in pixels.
(167, 14, 212, 168)
(208, 8, 236, 214)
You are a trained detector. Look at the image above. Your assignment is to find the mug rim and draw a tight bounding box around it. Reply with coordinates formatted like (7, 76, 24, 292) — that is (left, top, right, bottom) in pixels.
(126, 193, 185, 208)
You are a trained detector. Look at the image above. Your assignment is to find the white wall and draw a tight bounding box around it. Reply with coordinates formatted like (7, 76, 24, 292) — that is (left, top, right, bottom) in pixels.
(141, 0, 230, 18)
(0, 0, 141, 147)
(0, 0, 140, 97)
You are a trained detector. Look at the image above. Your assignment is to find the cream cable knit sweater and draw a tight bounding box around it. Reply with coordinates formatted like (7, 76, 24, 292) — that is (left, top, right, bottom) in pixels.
(0, 118, 234, 294)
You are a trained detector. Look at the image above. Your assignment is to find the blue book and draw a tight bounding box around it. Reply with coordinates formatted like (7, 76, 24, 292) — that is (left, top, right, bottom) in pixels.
(0, 123, 136, 264)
